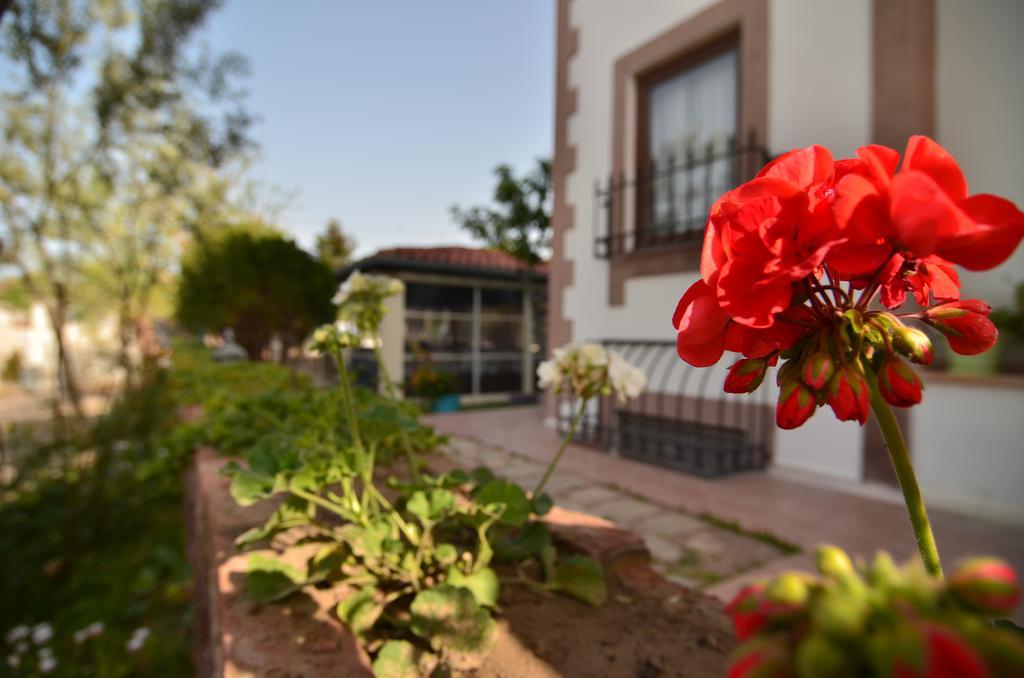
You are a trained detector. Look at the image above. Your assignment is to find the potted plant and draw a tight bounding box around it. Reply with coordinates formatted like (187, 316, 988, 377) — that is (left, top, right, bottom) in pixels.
(409, 363, 462, 412)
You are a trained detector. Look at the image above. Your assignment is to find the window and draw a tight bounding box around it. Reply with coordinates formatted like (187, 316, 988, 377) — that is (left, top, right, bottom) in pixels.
(638, 39, 738, 243)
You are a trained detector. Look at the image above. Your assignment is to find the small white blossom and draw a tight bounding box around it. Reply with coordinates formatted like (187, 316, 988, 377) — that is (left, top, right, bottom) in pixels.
(537, 342, 645, 402)
(31, 623, 53, 645)
(126, 627, 150, 653)
(6, 654, 20, 669)
(5, 625, 28, 645)
(608, 352, 647, 402)
(38, 648, 56, 674)
(72, 622, 104, 644)
(578, 343, 608, 367)
(536, 359, 559, 389)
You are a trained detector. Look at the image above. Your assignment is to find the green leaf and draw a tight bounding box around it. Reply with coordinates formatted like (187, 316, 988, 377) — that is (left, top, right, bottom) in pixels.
(531, 492, 553, 516)
(336, 588, 383, 638)
(470, 466, 495, 484)
(549, 555, 607, 607)
(409, 585, 496, 653)
(372, 640, 426, 678)
(493, 521, 552, 562)
(407, 488, 455, 523)
(445, 566, 500, 607)
(434, 543, 459, 566)
(247, 553, 306, 603)
(235, 498, 313, 547)
(472, 479, 531, 527)
(230, 470, 275, 507)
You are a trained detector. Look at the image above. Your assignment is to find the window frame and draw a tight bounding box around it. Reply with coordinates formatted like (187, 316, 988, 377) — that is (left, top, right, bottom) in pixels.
(634, 33, 741, 249)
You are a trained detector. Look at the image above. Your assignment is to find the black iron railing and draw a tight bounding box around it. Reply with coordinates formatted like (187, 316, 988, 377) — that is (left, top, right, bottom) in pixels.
(593, 133, 771, 259)
(556, 340, 773, 478)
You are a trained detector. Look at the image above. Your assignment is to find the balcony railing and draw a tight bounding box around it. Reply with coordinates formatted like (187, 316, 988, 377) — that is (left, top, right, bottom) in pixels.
(593, 132, 771, 259)
(555, 339, 773, 478)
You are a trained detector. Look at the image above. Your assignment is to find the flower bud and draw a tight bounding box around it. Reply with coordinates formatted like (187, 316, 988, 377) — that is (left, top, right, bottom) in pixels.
(728, 637, 792, 678)
(796, 633, 853, 678)
(724, 583, 769, 641)
(949, 557, 1021, 616)
(893, 326, 934, 365)
(812, 590, 868, 639)
(878, 355, 924, 407)
(923, 300, 998, 356)
(776, 379, 816, 430)
(816, 545, 856, 580)
(802, 351, 835, 390)
(725, 358, 769, 394)
(827, 366, 869, 425)
(763, 573, 809, 616)
(889, 624, 988, 678)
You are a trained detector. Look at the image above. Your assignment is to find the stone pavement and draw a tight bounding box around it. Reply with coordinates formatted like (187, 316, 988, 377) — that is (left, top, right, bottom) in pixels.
(425, 406, 1024, 622)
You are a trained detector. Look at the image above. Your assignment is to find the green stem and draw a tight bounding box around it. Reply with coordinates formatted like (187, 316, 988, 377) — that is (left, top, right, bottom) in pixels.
(372, 341, 424, 485)
(291, 487, 358, 521)
(334, 348, 365, 457)
(532, 398, 588, 498)
(866, 373, 943, 578)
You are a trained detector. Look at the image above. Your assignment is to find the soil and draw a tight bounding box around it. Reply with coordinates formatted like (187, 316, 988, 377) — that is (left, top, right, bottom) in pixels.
(191, 449, 734, 677)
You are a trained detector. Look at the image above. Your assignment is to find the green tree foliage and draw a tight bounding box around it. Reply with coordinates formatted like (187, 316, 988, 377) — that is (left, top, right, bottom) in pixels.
(315, 218, 356, 271)
(0, 0, 252, 404)
(450, 158, 551, 265)
(175, 229, 337, 360)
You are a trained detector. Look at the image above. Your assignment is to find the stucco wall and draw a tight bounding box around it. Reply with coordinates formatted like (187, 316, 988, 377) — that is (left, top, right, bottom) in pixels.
(911, 380, 1024, 523)
(935, 0, 1024, 309)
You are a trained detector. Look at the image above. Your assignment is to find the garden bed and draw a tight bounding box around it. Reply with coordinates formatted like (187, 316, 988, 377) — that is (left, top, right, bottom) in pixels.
(189, 447, 734, 676)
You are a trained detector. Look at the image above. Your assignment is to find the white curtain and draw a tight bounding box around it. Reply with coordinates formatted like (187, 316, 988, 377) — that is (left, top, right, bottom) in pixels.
(648, 48, 737, 235)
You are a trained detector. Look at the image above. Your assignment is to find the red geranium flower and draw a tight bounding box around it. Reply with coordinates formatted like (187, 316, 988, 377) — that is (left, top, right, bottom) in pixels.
(671, 135, 1023, 430)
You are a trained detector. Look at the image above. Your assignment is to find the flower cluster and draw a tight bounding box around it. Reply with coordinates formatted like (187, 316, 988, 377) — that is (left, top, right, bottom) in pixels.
(673, 136, 1024, 429)
(5, 623, 57, 673)
(537, 342, 646, 403)
(333, 271, 405, 336)
(308, 323, 360, 356)
(725, 546, 1023, 677)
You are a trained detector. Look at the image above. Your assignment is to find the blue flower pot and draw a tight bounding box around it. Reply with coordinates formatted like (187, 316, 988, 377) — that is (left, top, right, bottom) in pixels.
(431, 394, 461, 413)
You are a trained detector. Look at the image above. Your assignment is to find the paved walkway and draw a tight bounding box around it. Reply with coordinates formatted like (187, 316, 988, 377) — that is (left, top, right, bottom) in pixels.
(425, 406, 1024, 622)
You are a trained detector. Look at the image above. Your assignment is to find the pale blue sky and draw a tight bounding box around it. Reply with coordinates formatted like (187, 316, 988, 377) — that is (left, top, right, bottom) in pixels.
(204, 0, 555, 257)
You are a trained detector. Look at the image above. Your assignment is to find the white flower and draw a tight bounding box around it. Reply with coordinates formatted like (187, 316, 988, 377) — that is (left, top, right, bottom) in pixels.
(6, 654, 20, 669)
(31, 623, 53, 645)
(5, 626, 28, 645)
(536, 359, 560, 389)
(608, 352, 647, 402)
(578, 343, 608, 367)
(126, 627, 150, 653)
(38, 648, 56, 673)
(72, 622, 104, 644)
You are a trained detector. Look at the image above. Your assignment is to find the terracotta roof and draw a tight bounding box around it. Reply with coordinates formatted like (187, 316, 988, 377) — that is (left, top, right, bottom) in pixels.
(367, 246, 547, 274)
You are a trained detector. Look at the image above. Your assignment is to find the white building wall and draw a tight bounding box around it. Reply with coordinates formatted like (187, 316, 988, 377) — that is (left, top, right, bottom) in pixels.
(935, 0, 1024, 309)
(560, 0, 1023, 505)
(911, 380, 1024, 523)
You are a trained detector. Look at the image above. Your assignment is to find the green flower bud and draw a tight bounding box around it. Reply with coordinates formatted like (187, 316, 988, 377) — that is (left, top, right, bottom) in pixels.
(796, 632, 857, 678)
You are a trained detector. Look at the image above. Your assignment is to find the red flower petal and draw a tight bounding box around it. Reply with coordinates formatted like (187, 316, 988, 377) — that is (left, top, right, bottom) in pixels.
(889, 171, 973, 258)
(938, 194, 1024, 271)
(901, 135, 969, 203)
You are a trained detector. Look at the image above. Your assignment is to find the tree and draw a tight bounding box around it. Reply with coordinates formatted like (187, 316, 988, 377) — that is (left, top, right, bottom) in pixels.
(315, 218, 356, 271)
(450, 158, 551, 265)
(0, 0, 252, 405)
(175, 229, 337, 360)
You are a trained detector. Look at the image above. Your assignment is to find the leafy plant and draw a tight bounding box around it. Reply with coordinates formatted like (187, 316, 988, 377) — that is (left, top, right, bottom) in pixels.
(226, 291, 607, 673)
(407, 365, 461, 400)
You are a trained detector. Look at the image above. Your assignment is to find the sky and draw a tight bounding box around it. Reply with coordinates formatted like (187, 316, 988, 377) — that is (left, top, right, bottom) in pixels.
(203, 0, 555, 257)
